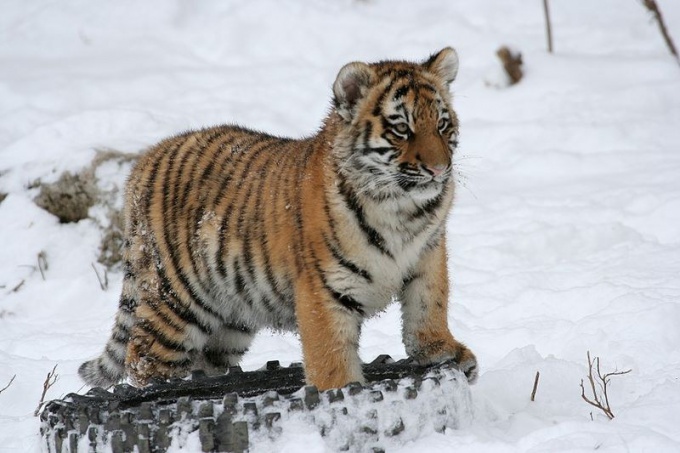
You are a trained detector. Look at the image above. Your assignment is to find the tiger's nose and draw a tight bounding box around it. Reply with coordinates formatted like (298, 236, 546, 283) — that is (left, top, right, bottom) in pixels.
(424, 164, 447, 177)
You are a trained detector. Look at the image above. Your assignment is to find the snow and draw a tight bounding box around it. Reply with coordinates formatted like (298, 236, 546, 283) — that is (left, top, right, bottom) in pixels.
(1, 0, 680, 451)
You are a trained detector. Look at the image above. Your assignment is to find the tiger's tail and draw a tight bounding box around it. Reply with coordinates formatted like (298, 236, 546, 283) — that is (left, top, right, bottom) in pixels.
(78, 270, 137, 388)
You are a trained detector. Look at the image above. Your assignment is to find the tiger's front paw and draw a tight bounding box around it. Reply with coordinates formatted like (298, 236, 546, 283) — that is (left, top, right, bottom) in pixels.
(411, 339, 478, 383)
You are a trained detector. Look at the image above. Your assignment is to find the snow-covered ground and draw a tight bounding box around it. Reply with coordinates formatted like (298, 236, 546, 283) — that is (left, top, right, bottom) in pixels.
(2, 0, 680, 451)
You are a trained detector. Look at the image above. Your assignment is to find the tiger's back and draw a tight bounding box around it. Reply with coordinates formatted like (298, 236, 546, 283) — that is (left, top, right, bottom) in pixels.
(80, 48, 478, 390)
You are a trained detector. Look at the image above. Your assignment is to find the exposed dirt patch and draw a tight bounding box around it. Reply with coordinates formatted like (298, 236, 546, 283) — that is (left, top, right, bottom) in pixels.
(32, 149, 137, 269)
(34, 171, 98, 223)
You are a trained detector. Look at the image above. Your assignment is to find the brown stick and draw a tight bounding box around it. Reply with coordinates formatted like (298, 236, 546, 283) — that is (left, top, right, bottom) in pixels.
(34, 364, 59, 417)
(531, 371, 540, 401)
(92, 263, 108, 291)
(37, 251, 48, 281)
(543, 0, 554, 53)
(0, 375, 16, 395)
(580, 351, 631, 420)
(643, 0, 680, 66)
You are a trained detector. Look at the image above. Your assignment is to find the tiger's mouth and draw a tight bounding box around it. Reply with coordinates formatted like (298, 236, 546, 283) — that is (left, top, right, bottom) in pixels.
(396, 173, 446, 193)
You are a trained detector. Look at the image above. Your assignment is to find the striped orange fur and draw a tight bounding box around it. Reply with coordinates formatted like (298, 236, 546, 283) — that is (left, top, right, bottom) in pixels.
(79, 47, 477, 391)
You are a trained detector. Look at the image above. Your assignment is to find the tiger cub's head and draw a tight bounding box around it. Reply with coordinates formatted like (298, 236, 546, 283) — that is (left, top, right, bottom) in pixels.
(332, 47, 460, 201)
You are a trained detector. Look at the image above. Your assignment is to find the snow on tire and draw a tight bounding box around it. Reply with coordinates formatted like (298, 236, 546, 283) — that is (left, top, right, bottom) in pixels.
(40, 355, 472, 452)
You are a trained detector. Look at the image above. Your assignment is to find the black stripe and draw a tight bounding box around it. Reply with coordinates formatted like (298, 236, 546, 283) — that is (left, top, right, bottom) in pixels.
(223, 321, 255, 335)
(147, 298, 188, 334)
(176, 132, 226, 294)
(410, 191, 444, 221)
(327, 286, 365, 315)
(111, 327, 129, 344)
(415, 83, 438, 94)
(323, 234, 372, 283)
(367, 146, 394, 156)
(310, 248, 365, 316)
(143, 137, 221, 330)
(394, 85, 410, 100)
(373, 78, 398, 116)
(291, 144, 314, 274)
(362, 120, 373, 151)
(123, 260, 134, 280)
(235, 147, 266, 306)
(423, 225, 445, 252)
(216, 138, 281, 277)
(119, 296, 136, 312)
(143, 136, 184, 219)
(156, 141, 227, 326)
(255, 147, 286, 304)
(401, 273, 421, 288)
(233, 259, 248, 300)
(155, 263, 212, 335)
(179, 128, 225, 208)
(152, 357, 192, 370)
(138, 319, 186, 352)
(322, 192, 374, 281)
(337, 174, 393, 258)
(248, 139, 291, 310)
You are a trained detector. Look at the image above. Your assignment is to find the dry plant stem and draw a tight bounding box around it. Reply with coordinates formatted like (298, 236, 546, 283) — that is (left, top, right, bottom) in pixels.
(580, 351, 631, 420)
(643, 0, 680, 66)
(92, 262, 108, 291)
(37, 251, 48, 280)
(11, 280, 25, 293)
(543, 0, 553, 53)
(531, 371, 540, 402)
(0, 375, 16, 395)
(34, 365, 58, 417)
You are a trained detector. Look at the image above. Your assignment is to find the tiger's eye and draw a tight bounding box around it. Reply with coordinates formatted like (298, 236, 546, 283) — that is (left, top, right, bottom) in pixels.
(393, 123, 410, 136)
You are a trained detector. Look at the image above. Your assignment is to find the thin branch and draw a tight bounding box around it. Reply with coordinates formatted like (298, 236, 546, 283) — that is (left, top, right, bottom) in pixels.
(530, 371, 540, 402)
(37, 251, 48, 281)
(34, 364, 59, 417)
(543, 0, 554, 53)
(10, 279, 25, 293)
(580, 351, 631, 420)
(642, 0, 680, 66)
(0, 375, 16, 395)
(91, 263, 108, 291)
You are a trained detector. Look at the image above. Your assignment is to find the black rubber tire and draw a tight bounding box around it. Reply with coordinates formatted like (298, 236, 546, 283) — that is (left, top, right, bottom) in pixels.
(40, 355, 472, 452)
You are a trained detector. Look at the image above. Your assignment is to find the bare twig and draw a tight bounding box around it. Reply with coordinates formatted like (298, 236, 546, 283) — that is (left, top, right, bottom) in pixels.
(91, 263, 109, 291)
(34, 364, 59, 417)
(543, 0, 554, 53)
(642, 0, 680, 66)
(531, 371, 540, 402)
(10, 279, 25, 293)
(0, 375, 16, 395)
(580, 351, 631, 420)
(37, 251, 48, 280)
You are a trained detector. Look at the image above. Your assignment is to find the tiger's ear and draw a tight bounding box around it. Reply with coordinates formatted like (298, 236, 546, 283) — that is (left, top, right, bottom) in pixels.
(333, 62, 375, 122)
(423, 47, 459, 86)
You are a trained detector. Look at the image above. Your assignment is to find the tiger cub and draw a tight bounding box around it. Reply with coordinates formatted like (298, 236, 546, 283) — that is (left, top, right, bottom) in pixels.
(79, 47, 477, 391)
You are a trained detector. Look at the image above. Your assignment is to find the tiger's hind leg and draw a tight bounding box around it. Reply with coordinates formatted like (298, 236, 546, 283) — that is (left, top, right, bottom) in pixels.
(123, 267, 200, 386)
(125, 301, 195, 386)
(196, 321, 256, 375)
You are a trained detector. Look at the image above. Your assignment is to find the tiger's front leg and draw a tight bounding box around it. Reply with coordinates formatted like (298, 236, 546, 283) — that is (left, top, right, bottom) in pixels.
(295, 277, 364, 391)
(400, 236, 478, 383)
